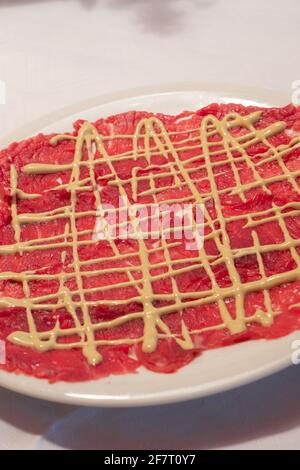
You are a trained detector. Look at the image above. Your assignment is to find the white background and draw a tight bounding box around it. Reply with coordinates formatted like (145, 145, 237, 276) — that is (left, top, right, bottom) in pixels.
(0, 0, 300, 450)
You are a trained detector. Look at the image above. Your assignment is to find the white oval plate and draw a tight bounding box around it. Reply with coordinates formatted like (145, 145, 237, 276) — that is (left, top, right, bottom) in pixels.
(0, 84, 299, 407)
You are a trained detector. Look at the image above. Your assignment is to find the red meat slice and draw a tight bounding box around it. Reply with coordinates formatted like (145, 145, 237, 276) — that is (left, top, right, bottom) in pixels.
(0, 103, 300, 382)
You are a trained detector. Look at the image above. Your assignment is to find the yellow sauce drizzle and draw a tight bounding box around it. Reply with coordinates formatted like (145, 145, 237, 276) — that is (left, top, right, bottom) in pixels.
(1, 110, 300, 365)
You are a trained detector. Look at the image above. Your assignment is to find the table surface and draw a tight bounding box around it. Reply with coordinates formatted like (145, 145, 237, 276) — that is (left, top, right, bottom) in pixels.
(0, 0, 300, 450)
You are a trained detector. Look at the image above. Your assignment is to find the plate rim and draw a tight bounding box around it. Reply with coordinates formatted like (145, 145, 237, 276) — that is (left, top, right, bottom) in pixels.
(0, 351, 293, 407)
(0, 83, 296, 407)
(0, 82, 291, 147)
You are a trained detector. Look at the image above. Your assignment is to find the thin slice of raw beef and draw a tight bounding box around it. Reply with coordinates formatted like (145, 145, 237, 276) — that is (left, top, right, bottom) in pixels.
(0, 103, 300, 382)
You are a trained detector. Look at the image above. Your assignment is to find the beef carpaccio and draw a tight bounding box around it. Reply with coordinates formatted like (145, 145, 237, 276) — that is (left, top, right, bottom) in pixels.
(0, 103, 300, 383)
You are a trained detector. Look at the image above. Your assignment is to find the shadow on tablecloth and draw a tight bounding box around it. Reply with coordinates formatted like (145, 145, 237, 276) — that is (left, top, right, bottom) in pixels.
(0, 0, 218, 36)
(1, 364, 299, 449)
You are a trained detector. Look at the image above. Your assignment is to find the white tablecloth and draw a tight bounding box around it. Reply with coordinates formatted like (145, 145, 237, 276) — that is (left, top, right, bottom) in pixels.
(0, 0, 300, 450)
